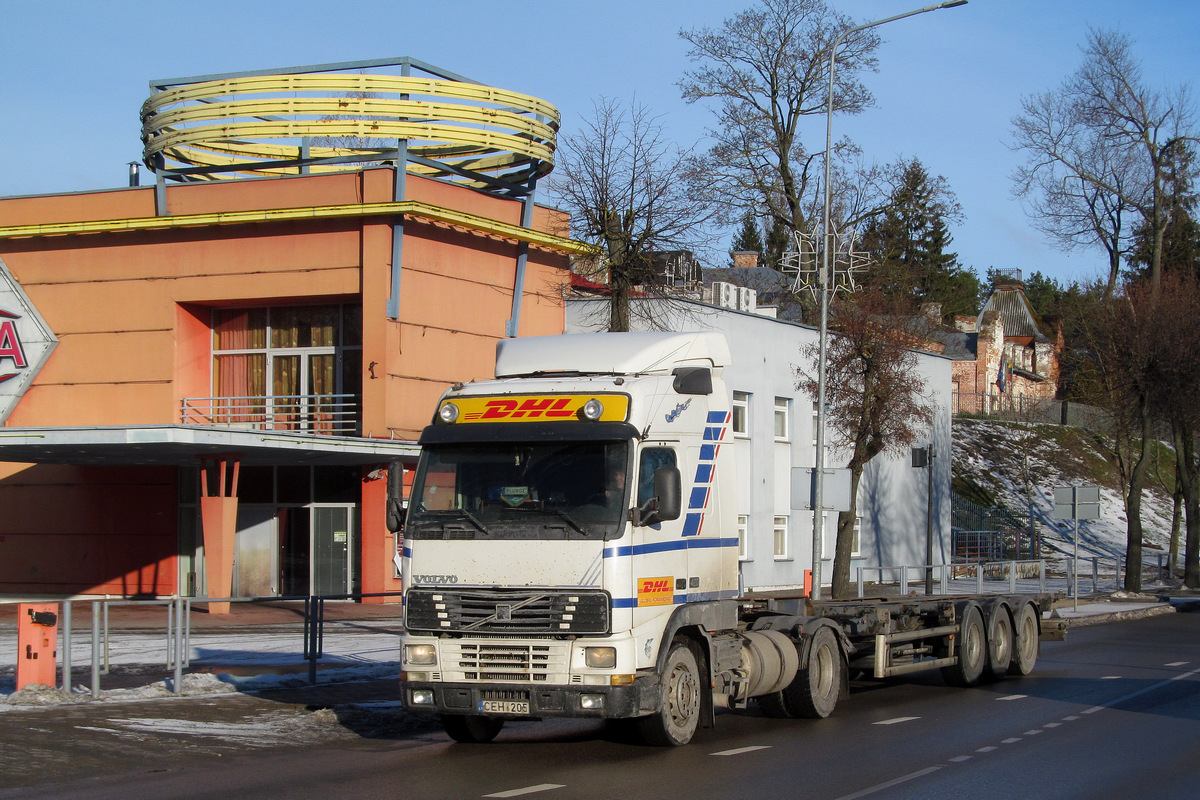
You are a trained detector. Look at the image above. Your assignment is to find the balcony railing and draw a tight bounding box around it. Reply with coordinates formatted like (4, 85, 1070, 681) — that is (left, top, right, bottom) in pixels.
(181, 394, 361, 436)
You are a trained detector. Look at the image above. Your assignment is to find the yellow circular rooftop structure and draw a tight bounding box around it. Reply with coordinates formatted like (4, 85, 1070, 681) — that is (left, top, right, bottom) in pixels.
(141, 58, 559, 193)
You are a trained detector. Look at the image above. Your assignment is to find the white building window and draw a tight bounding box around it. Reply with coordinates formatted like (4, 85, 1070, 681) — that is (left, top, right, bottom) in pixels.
(774, 397, 790, 441)
(732, 391, 749, 437)
(737, 514, 749, 560)
(773, 515, 789, 560)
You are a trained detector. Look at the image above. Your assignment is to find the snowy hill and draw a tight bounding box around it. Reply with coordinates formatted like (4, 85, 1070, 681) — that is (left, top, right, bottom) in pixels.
(951, 417, 1177, 567)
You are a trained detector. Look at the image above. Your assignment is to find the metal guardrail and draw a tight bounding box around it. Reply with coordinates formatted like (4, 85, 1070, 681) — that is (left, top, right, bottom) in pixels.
(180, 393, 361, 435)
(4, 592, 403, 698)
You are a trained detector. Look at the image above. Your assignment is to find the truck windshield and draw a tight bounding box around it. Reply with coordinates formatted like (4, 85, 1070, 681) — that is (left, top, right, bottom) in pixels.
(406, 441, 629, 541)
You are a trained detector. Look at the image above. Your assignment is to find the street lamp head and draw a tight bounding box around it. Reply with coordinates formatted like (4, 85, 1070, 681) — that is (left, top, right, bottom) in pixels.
(939, 0, 968, 7)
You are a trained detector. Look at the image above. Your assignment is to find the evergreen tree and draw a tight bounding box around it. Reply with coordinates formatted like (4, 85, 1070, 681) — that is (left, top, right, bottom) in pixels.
(860, 158, 977, 320)
(729, 212, 765, 266)
(1128, 140, 1200, 281)
(763, 216, 791, 272)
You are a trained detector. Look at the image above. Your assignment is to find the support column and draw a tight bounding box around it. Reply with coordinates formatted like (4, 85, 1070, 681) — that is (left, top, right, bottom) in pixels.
(199, 455, 240, 614)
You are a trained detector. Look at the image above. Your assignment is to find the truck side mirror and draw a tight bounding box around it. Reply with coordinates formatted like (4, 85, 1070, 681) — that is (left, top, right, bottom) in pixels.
(635, 466, 682, 526)
(386, 459, 405, 533)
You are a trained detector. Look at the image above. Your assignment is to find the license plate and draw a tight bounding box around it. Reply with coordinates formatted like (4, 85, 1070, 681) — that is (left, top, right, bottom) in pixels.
(478, 699, 530, 714)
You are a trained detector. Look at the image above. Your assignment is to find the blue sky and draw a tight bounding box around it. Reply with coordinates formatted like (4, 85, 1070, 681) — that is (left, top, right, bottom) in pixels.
(2, 0, 1198, 286)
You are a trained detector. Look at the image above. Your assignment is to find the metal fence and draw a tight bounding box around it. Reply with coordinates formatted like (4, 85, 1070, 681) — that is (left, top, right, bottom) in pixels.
(2, 592, 401, 697)
(952, 391, 1058, 423)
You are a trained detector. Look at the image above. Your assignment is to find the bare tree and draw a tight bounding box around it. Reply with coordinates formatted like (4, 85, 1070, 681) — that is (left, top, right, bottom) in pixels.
(1012, 28, 1195, 296)
(796, 288, 935, 599)
(550, 99, 715, 332)
(679, 0, 880, 239)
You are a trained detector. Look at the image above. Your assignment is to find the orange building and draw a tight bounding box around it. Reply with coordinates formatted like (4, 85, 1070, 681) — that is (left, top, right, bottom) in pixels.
(0, 60, 581, 607)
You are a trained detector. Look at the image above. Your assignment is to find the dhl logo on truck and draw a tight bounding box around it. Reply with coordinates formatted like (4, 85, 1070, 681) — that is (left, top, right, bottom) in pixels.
(447, 394, 630, 423)
(637, 576, 675, 607)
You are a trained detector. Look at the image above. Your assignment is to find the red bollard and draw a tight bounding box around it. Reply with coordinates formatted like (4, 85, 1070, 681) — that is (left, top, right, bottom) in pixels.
(16, 603, 58, 690)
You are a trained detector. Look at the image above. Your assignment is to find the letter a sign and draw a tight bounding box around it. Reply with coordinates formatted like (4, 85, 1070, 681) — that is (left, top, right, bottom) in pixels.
(0, 257, 58, 424)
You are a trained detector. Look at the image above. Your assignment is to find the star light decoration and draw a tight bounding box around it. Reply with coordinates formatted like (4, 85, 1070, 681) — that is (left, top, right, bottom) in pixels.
(780, 223, 869, 300)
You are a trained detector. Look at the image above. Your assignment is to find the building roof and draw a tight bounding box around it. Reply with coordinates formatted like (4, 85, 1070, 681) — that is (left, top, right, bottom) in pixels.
(0, 425, 419, 467)
(979, 284, 1049, 342)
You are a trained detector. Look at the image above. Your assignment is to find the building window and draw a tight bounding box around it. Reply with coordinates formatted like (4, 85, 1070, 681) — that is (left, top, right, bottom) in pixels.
(205, 304, 362, 434)
(737, 514, 749, 560)
(774, 397, 790, 441)
(773, 515, 789, 560)
(732, 391, 749, 437)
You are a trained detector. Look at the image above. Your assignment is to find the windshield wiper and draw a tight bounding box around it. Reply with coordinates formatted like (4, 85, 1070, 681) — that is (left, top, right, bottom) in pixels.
(507, 504, 591, 536)
(455, 507, 490, 535)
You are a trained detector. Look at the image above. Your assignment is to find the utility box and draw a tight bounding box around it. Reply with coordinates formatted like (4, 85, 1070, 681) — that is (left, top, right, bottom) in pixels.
(16, 603, 58, 690)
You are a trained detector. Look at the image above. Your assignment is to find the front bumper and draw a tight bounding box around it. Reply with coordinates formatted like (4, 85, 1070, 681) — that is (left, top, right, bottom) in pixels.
(401, 676, 660, 720)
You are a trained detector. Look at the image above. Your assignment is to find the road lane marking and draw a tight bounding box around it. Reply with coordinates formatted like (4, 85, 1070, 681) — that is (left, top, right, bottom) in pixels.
(997, 694, 1026, 701)
(1101, 675, 1121, 680)
(1023, 730, 1043, 736)
(976, 746, 997, 753)
(949, 755, 972, 763)
(1001, 737, 1022, 744)
(874, 716, 919, 725)
(484, 785, 566, 798)
(712, 746, 772, 756)
(1044, 722, 1062, 728)
(832, 766, 944, 800)
(1166, 661, 1188, 667)
(1063, 715, 1080, 721)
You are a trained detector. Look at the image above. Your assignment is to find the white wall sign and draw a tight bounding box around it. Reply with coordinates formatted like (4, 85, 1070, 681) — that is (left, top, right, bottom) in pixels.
(0, 257, 58, 424)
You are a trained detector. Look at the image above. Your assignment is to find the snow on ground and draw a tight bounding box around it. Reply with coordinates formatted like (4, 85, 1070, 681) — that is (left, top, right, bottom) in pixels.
(953, 418, 1178, 568)
(0, 620, 402, 710)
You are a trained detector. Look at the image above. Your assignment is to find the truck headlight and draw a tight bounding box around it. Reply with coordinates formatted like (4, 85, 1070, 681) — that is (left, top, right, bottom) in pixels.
(438, 402, 460, 423)
(405, 643, 437, 666)
(584, 646, 616, 669)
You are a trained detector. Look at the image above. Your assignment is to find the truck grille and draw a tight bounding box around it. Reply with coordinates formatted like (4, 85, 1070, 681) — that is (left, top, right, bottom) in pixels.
(442, 640, 571, 683)
(406, 588, 609, 635)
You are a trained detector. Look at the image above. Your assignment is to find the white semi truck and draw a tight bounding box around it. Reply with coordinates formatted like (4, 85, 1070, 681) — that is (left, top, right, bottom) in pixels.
(389, 331, 1059, 746)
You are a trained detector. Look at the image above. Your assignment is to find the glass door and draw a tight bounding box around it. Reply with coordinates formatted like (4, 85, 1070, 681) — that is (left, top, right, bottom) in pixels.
(312, 506, 355, 596)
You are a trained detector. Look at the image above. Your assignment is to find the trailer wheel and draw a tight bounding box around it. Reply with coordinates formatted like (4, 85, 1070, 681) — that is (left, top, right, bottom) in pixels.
(987, 606, 1014, 680)
(1008, 601, 1040, 676)
(941, 604, 986, 687)
(791, 627, 842, 719)
(442, 714, 505, 744)
(638, 638, 701, 746)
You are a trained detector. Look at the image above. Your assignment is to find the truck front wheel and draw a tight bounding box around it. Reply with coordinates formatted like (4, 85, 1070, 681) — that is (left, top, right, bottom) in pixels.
(442, 714, 505, 743)
(638, 638, 701, 746)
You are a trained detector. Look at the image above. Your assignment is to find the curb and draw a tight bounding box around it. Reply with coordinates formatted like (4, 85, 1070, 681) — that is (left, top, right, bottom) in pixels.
(1058, 603, 1178, 628)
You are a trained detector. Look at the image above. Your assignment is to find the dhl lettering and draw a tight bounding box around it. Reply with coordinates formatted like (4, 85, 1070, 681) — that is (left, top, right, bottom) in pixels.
(449, 394, 631, 424)
(642, 579, 672, 593)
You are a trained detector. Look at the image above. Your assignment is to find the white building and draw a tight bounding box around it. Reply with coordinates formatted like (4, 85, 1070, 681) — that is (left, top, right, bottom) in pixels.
(566, 297, 953, 593)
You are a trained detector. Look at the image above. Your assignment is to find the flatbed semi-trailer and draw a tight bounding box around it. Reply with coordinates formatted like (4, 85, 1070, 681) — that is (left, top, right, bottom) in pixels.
(389, 332, 1063, 745)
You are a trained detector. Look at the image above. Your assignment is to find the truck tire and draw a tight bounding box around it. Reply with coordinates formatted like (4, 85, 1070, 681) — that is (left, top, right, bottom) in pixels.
(791, 627, 842, 718)
(638, 638, 701, 746)
(987, 605, 1014, 680)
(442, 714, 505, 743)
(757, 627, 842, 719)
(1008, 601, 1040, 676)
(941, 604, 986, 687)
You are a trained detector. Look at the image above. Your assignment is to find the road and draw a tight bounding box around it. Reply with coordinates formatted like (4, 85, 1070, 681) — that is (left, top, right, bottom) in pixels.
(3, 609, 1198, 800)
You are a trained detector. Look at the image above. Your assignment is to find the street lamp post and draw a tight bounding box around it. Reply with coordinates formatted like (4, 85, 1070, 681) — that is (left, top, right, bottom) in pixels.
(810, 1, 967, 601)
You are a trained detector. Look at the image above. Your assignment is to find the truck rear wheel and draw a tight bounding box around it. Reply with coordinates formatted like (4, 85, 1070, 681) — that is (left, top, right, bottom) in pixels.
(638, 638, 701, 746)
(442, 714, 505, 743)
(1008, 601, 1040, 676)
(987, 605, 1014, 680)
(941, 604, 986, 687)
